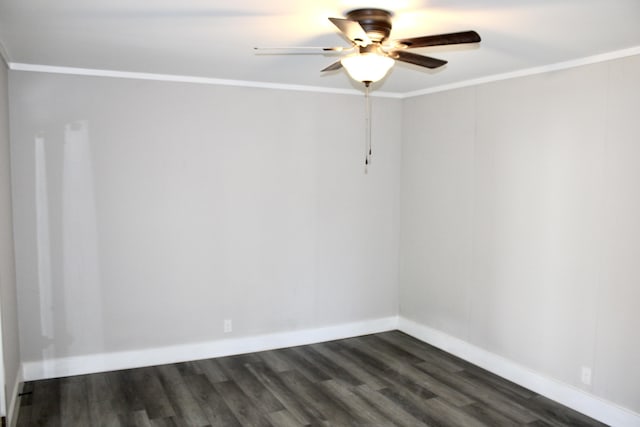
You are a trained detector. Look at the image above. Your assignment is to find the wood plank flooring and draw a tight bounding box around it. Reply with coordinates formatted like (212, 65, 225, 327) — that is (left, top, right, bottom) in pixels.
(15, 331, 606, 426)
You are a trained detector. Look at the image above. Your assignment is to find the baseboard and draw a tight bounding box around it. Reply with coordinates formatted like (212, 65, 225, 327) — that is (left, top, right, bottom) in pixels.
(22, 316, 399, 382)
(22, 315, 636, 426)
(398, 316, 640, 427)
(7, 367, 23, 427)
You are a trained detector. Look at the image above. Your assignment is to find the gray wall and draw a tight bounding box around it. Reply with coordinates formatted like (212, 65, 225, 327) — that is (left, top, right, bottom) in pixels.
(9, 72, 401, 362)
(1, 56, 21, 416)
(400, 55, 640, 413)
(9, 53, 640, 417)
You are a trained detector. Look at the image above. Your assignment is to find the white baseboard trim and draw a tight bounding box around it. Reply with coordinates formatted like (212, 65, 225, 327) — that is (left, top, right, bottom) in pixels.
(22, 316, 399, 382)
(7, 366, 23, 427)
(398, 316, 640, 427)
(21, 315, 637, 426)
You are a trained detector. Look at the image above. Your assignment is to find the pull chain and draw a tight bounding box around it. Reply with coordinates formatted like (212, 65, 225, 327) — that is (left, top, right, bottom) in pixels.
(364, 82, 372, 173)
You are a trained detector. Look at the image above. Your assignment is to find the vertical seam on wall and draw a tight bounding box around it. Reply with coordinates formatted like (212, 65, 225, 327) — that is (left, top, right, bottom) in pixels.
(590, 60, 612, 393)
(464, 85, 479, 342)
(396, 96, 408, 320)
(0, 58, 9, 418)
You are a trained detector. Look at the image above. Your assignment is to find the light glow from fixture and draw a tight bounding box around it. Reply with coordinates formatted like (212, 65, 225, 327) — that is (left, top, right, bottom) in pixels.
(341, 53, 395, 85)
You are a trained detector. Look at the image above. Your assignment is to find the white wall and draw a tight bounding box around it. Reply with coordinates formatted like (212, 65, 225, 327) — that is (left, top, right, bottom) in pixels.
(9, 72, 401, 364)
(400, 54, 640, 414)
(1, 55, 21, 419)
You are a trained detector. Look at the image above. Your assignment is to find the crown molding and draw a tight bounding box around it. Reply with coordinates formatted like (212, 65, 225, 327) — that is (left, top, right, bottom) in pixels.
(8, 45, 640, 99)
(403, 46, 640, 98)
(8, 63, 403, 98)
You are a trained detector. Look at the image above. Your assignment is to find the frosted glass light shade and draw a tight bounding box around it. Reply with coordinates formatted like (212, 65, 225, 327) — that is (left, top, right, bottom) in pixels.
(341, 53, 394, 84)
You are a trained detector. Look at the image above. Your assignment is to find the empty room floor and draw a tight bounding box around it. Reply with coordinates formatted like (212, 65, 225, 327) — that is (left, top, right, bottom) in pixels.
(15, 331, 605, 426)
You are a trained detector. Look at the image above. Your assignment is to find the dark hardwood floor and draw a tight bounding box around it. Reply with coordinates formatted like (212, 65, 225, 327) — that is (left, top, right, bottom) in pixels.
(15, 331, 606, 426)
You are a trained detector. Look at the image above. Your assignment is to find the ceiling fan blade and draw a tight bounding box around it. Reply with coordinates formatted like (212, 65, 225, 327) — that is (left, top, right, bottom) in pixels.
(329, 17, 372, 47)
(396, 30, 481, 48)
(254, 46, 349, 53)
(393, 51, 447, 69)
(321, 61, 343, 72)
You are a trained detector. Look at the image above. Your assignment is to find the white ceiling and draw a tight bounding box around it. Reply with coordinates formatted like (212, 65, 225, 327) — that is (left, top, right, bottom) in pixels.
(1, 0, 639, 94)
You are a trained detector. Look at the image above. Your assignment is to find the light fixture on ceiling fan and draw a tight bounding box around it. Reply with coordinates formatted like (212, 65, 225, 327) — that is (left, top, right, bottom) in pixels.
(340, 46, 395, 86)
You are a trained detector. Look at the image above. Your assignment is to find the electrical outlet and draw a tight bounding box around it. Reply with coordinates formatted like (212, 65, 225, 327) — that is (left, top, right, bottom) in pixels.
(581, 366, 592, 385)
(224, 319, 232, 333)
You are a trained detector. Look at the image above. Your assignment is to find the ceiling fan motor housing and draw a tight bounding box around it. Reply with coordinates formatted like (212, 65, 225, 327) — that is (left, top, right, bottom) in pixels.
(345, 8, 393, 42)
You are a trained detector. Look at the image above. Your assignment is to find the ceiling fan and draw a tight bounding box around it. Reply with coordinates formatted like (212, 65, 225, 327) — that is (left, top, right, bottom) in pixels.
(256, 8, 481, 170)
(256, 8, 481, 87)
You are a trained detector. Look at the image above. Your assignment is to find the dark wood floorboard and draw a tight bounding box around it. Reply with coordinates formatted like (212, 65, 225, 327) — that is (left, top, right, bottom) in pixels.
(15, 331, 607, 426)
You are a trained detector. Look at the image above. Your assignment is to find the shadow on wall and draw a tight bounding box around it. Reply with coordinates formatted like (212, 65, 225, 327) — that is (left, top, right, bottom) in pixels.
(35, 120, 103, 373)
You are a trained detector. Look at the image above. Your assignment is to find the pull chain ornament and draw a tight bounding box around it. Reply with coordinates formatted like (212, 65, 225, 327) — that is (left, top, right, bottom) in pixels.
(364, 82, 372, 173)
